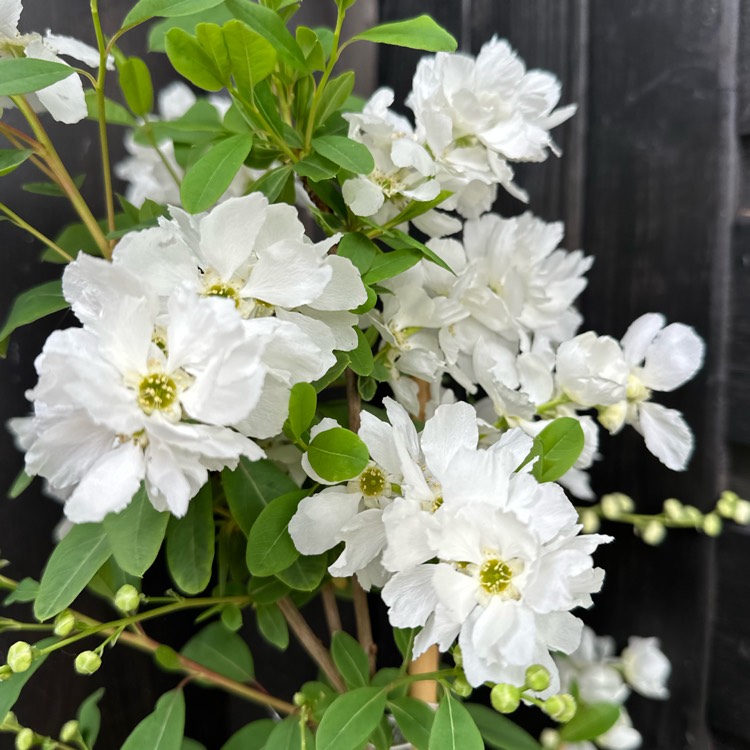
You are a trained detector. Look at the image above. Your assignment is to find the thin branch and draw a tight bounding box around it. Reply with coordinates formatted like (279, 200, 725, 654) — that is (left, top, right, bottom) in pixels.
(0, 202, 73, 262)
(321, 583, 342, 638)
(277, 597, 346, 692)
(345, 368, 361, 433)
(351, 577, 377, 676)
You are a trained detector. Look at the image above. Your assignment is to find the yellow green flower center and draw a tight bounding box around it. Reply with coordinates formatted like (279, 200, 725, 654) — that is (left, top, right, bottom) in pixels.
(205, 283, 240, 308)
(479, 558, 514, 595)
(359, 466, 387, 497)
(138, 373, 178, 415)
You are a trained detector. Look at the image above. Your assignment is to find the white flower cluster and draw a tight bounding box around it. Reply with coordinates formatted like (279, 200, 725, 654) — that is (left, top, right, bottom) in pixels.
(549, 627, 671, 749)
(342, 37, 576, 229)
(11, 194, 367, 522)
(290, 398, 611, 690)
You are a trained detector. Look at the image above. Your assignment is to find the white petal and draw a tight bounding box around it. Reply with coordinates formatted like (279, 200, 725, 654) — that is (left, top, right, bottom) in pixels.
(343, 176, 384, 217)
(308, 255, 367, 311)
(641, 322, 705, 392)
(0, 0, 21, 36)
(620, 313, 665, 366)
(421, 402, 478, 485)
(329, 508, 386, 578)
(382, 565, 440, 628)
(636, 401, 694, 471)
(289, 490, 361, 555)
(359, 410, 402, 478)
(25, 41, 86, 124)
(44, 32, 114, 70)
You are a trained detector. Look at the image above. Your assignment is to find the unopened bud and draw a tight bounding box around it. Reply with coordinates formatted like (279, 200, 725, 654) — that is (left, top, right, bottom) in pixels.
(540, 729, 561, 748)
(598, 402, 627, 433)
(451, 676, 473, 698)
(703, 513, 722, 537)
(490, 683, 521, 714)
(579, 509, 600, 534)
(663, 498, 683, 520)
(7, 642, 33, 674)
(682, 505, 703, 525)
(734, 499, 750, 525)
(543, 693, 577, 722)
(525, 664, 551, 692)
(74, 651, 101, 676)
(15, 728, 34, 750)
(114, 584, 140, 614)
(53, 610, 76, 637)
(717, 493, 737, 518)
(0, 665, 12, 682)
(601, 494, 621, 520)
(451, 645, 463, 667)
(293, 692, 307, 707)
(641, 520, 666, 546)
(60, 721, 79, 743)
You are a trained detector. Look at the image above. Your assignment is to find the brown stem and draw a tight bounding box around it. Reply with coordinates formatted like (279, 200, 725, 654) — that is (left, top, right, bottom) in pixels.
(277, 597, 346, 692)
(321, 583, 342, 638)
(345, 368, 361, 433)
(352, 577, 377, 676)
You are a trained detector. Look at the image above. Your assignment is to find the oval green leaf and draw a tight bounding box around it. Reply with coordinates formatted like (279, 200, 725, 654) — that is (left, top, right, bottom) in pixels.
(316, 687, 387, 750)
(256, 603, 289, 650)
(223, 19, 277, 93)
(428, 692, 483, 750)
(0, 148, 32, 176)
(331, 631, 370, 689)
(389, 696, 436, 750)
(165, 27, 226, 91)
(286, 382, 317, 439)
(119, 57, 154, 116)
(274, 553, 327, 591)
(182, 621, 254, 682)
(464, 703, 542, 750)
(246, 490, 306, 576)
(352, 16, 457, 52)
(221, 720, 275, 750)
(0, 58, 75, 97)
(125, 0, 225, 26)
(307, 427, 369, 483)
(533, 417, 585, 483)
(121, 689, 185, 750)
(312, 135, 374, 175)
(559, 702, 621, 742)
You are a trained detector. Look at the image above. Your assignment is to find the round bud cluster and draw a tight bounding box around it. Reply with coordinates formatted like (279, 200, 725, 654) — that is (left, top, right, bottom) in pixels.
(114, 584, 140, 614)
(525, 664, 551, 692)
(15, 728, 34, 750)
(702, 513, 723, 537)
(0, 665, 13, 682)
(543, 693, 577, 722)
(60, 720, 80, 743)
(717, 491, 750, 525)
(53, 610, 76, 638)
(639, 519, 666, 546)
(6, 642, 33, 674)
(74, 651, 102, 676)
(579, 508, 601, 534)
(540, 729, 561, 748)
(451, 675, 473, 698)
(490, 683, 521, 714)
(601, 493, 634, 520)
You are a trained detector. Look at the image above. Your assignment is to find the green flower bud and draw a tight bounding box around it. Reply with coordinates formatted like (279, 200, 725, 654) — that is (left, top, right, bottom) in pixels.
(618, 494, 635, 513)
(53, 610, 76, 638)
(451, 676, 473, 698)
(717, 493, 737, 518)
(525, 664, 551, 692)
(59, 721, 79, 743)
(0, 665, 13, 682)
(540, 729, 561, 748)
(579, 509, 600, 534)
(600, 494, 622, 520)
(543, 693, 577, 722)
(682, 505, 703, 525)
(452, 645, 463, 667)
(663, 498, 683, 520)
(490, 683, 521, 714)
(7, 642, 33, 674)
(114, 584, 140, 614)
(293, 692, 307, 708)
(15, 728, 34, 750)
(734, 499, 750, 525)
(702, 513, 722, 537)
(641, 520, 666, 546)
(74, 651, 102, 676)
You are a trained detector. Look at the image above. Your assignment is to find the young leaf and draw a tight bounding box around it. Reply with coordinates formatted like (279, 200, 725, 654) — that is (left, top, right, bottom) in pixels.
(313, 351, 350, 392)
(348, 329, 374, 377)
(256, 603, 289, 650)
(225, 0, 309, 72)
(77, 688, 105, 749)
(221, 603, 243, 632)
(125, 0, 225, 26)
(223, 20, 277, 93)
(196, 22, 232, 83)
(389, 696, 436, 750)
(180, 133, 253, 213)
(85, 91, 136, 126)
(393, 627, 417, 664)
(293, 153, 339, 182)
(363, 248, 421, 285)
(0, 148, 32, 177)
(3, 577, 39, 605)
(315, 71, 355, 127)
(222, 458, 297, 536)
(331, 631, 370, 689)
(119, 57, 154, 116)
(559, 703, 621, 742)
(383, 228, 452, 273)
(247, 575, 290, 604)
(166, 483, 215, 595)
(312, 135, 374, 175)
(307, 427, 369, 482)
(87, 557, 140, 603)
(264, 717, 315, 750)
(0, 280, 69, 358)
(246, 490, 306, 576)
(337, 233, 378, 275)
(182, 621, 254, 682)
(165, 27, 226, 91)
(428, 692, 483, 750)
(352, 16, 457, 52)
(296, 26, 325, 70)
(0, 58, 74, 96)
(221, 720, 275, 750)
(35, 523, 111, 621)
(287, 382, 317, 439)
(249, 165, 294, 203)
(7, 468, 32, 500)
(274, 553, 327, 591)
(103, 484, 169, 577)
(121, 690, 185, 750)
(316, 687, 387, 750)
(533, 417, 585, 483)
(464, 704, 542, 750)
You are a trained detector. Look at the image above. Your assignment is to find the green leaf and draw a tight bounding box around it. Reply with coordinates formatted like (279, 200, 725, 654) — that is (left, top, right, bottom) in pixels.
(86, 557, 140, 603)
(559, 703, 621, 742)
(287, 382, 317, 439)
(337, 233, 378, 275)
(0, 58, 74, 97)
(386, 190, 453, 227)
(275, 553, 327, 591)
(149, 5, 233, 52)
(370, 715, 392, 750)
(363, 248, 421, 285)
(296, 26, 325, 70)
(293, 153, 339, 182)
(307, 427, 369, 483)
(121, 690, 185, 750)
(312, 135, 374, 175)
(246, 490, 306, 576)
(0, 280, 68, 358)
(223, 20, 277, 93)
(0, 148, 32, 177)
(85, 91, 136, 126)
(221, 603, 243, 631)
(331, 631, 369, 689)
(256, 603, 289, 650)
(313, 351, 350, 392)
(428, 692, 483, 750)
(389, 697, 435, 750)
(196, 22, 232, 83)
(119, 57, 154, 116)
(165, 27, 225, 91)
(222, 458, 297, 536)
(315, 71, 355, 127)
(249, 165, 293, 203)
(4, 577, 39, 605)
(384, 229, 452, 273)
(464, 704, 542, 750)
(221, 720, 275, 750)
(247, 575, 290, 604)
(393, 627, 417, 664)
(182, 621, 254, 682)
(166, 483, 215, 595)
(180, 134, 253, 213)
(0, 639, 53, 719)
(225, 0, 309, 72)
(154, 645, 182, 672)
(533, 417, 585, 483)
(103, 485, 169, 578)
(7, 468, 32, 499)
(358, 376, 377, 402)
(348, 329, 374, 377)
(352, 16, 457, 52)
(77, 688, 105, 749)
(182, 740, 206, 750)
(125, 0, 225, 26)
(264, 716, 315, 750)
(35, 524, 111, 621)
(316, 687, 387, 750)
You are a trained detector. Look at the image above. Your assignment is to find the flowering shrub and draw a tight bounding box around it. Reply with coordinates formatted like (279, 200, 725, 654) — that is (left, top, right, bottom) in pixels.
(0, 1, 744, 748)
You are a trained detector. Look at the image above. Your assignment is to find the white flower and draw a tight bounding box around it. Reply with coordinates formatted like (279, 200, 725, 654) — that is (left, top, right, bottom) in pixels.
(602, 313, 705, 471)
(0, 0, 111, 123)
(408, 37, 576, 212)
(596, 710, 642, 750)
(621, 636, 671, 699)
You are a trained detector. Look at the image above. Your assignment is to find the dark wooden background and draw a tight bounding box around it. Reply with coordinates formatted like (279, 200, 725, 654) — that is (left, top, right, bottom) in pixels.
(1, 0, 748, 748)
